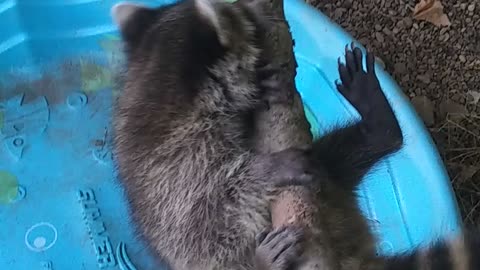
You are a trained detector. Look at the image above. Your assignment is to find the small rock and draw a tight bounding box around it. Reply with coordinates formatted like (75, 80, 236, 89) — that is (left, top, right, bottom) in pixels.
(468, 4, 475, 12)
(392, 27, 399, 34)
(343, 0, 353, 8)
(411, 96, 435, 126)
(417, 74, 431, 84)
(394, 62, 407, 74)
(375, 32, 385, 43)
(396, 20, 404, 29)
(333, 8, 345, 19)
(414, 87, 422, 96)
(375, 24, 382, 31)
(459, 55, 467, 63)
(460, 3, 467, 10)
(403, 17, 413, 28)
(443, 34, 450, 42)
(382, 27, 392, 36)
(358, 37, 369, 45)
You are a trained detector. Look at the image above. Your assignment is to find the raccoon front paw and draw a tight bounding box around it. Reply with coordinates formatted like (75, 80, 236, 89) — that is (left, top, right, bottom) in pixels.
(254, 227, 304, 270)
(336, 43, 401, 138)
(259, 148, 313, 188)
(257, 62, 293, 107)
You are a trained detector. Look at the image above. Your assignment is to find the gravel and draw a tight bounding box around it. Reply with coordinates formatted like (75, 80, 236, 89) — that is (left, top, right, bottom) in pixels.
(306, 0, 480, 226)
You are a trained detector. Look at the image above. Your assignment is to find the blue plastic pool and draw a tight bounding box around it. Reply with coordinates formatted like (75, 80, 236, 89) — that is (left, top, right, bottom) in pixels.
(0, 0, 461, 269)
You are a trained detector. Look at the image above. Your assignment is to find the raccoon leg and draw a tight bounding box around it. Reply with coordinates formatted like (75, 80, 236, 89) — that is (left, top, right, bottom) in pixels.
(254, 226, 305, 270)
(308, 44, 403, 190)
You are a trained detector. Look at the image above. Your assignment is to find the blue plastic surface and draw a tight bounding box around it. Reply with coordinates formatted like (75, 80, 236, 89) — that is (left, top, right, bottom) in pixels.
(0, 0, 461, 269)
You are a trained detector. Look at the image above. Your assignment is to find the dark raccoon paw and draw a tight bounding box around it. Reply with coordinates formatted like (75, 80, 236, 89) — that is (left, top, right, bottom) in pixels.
(257, 62, 292, 107)
(254, 227, 304, 270)
(260, 148, 313, 188)
(336, 43, 381, 118)
(336, 43, 401, 137)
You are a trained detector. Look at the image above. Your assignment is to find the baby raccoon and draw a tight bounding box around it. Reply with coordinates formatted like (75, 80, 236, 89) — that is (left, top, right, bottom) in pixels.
(111, 0, 478, 267)
(111, 0, 308, 269)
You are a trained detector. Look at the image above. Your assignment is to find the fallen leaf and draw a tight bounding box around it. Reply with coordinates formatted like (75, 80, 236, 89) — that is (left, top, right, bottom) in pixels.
(413, 0, 451, 27)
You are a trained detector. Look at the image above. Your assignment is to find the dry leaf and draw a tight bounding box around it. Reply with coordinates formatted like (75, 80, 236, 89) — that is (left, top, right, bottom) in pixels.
(413, 0, 451, 27)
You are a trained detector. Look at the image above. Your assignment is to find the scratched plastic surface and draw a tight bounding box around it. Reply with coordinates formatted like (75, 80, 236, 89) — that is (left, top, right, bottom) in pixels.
(0, 0, 461, 269)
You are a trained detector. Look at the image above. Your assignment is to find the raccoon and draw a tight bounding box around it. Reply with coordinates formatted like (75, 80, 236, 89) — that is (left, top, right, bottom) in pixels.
(271, 44, 480, 270)
(111, 0, 309, 269)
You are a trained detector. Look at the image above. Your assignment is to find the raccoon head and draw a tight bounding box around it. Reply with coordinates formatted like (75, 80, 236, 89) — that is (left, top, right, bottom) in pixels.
(112, 0, 269, 113)
(112, 0, 269, 51)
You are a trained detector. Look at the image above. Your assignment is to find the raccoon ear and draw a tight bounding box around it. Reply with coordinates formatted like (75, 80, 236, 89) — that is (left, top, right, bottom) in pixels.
(111, 2, 156, 46)
(193, 0, 230, 47)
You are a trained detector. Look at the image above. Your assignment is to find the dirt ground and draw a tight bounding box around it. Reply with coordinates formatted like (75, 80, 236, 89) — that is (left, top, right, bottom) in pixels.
(307, 0, 480, 226)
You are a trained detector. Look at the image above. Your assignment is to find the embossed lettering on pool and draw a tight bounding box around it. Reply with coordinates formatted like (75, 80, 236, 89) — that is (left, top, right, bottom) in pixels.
(78, 188, 139, 270)
(78, 189, 116, 268)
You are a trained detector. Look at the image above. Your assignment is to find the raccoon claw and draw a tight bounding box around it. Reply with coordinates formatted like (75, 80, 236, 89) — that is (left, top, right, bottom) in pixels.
(254, 227, 304, 270)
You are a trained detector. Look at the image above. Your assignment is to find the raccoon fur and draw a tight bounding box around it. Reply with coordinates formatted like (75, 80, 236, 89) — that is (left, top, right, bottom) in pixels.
(111, 0, 309, 269)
